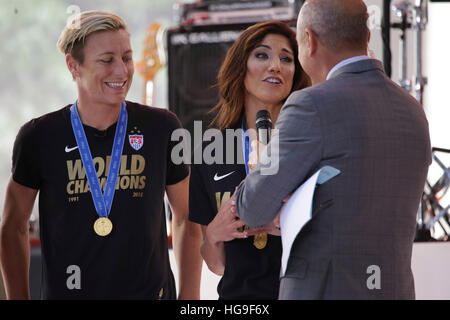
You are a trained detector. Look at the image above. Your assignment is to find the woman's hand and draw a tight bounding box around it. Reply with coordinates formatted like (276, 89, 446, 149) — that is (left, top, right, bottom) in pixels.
(205, 193, 248, 245)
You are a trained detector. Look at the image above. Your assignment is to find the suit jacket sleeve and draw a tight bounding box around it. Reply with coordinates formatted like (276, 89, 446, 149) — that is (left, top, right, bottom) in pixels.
(236, 90, 323, 227)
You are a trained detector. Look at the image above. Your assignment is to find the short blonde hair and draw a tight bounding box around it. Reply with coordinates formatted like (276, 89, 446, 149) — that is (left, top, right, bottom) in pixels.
(57, 10, 128, 63)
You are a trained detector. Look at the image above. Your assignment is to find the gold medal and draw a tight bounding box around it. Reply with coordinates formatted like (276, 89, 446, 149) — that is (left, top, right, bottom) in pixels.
(253, 232, 268, 249)
(94, 217, 113, 236)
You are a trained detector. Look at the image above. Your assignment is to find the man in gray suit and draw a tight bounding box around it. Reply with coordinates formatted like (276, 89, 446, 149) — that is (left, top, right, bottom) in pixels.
(235, 0, 431, 299)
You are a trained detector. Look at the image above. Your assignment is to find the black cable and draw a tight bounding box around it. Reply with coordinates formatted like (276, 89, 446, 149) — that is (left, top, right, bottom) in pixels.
(382, 0, 392, 78)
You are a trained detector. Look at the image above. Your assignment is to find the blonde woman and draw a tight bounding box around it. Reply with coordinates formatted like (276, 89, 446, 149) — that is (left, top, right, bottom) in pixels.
(0, 11, 201, 300)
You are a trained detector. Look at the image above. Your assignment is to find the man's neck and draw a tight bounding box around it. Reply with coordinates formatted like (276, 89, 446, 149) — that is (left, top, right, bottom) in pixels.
(76, 98, 122, 131)
(311, 48, 368, 85)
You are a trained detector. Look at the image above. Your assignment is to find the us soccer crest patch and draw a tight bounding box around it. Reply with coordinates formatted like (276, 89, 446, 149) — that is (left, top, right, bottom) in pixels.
(129, 134, 144, 151)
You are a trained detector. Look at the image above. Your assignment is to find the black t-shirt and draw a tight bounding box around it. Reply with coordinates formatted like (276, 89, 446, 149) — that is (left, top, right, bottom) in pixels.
(12, 101, 189, 299)
(188, 123, 282, 300)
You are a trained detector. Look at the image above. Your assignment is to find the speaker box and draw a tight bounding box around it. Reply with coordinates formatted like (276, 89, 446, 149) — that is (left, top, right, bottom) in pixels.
(167, 23, 250, 137)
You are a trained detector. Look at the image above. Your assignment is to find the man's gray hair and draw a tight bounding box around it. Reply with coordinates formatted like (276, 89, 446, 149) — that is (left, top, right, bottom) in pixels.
(298, 0, 369, 51)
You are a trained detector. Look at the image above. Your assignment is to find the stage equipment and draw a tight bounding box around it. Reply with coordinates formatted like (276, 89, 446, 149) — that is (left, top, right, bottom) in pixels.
(390, 0, 435, 241)
(136, 23, 165, 107)
(412, 0, 428, 105)
(382, 0, 393, 77)
(173, 0, 304, 26)
(392, 0, 413, 92)
(390, 0, 428, 105)
(416, 148, 450, 241)
(167, 23, 244, 135)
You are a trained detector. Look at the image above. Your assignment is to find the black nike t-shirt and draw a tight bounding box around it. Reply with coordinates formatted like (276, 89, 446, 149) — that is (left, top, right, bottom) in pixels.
(11, 101, 189, 299)
(188, 122, 282, 300)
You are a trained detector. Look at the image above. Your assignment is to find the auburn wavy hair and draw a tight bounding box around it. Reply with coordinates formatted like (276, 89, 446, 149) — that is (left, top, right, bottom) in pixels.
(210, 21, 310, 130)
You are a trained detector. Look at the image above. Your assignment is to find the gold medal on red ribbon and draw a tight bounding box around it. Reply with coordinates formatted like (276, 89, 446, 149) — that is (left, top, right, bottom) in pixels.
(253, 232, 268, 249)
(94, 217, 113, 236)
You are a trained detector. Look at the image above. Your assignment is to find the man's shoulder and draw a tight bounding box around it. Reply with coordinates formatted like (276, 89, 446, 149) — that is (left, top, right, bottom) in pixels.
(285, 81, 333, 103)
(284, 86, 322, 111)
(291, 78, 344, 96)
(285, 71, 386, 108)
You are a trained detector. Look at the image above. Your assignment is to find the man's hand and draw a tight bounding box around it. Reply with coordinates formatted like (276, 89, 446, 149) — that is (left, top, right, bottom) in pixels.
(248, 140, 266, 173)
(245, 217, 281, 237)
(244, 194, 291, 237)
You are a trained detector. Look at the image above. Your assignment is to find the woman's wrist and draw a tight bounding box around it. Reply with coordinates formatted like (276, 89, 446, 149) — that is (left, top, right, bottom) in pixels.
(205, 224, 222, 246)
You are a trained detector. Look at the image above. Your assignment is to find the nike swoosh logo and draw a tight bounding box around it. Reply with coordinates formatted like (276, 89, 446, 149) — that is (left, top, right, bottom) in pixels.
(214, 171, 235, 182)
(65, 146, 79, 153)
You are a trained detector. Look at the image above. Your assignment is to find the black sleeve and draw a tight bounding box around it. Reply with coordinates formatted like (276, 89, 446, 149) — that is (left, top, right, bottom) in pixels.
(11, 120, 41, 189)
(165, 111, 189, 185)
(189, 161, 216, 226)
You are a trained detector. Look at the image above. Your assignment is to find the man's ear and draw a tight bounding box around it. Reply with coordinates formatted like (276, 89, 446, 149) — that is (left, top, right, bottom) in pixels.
(66, 54, 80, 79)
(305, 28, 318, 57)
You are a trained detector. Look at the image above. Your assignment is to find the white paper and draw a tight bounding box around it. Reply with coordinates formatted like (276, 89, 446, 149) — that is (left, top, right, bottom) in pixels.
(280, 166, 340, 277)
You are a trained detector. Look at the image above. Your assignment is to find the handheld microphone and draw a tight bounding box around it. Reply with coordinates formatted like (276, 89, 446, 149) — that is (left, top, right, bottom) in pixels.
(255, 110, 272, 145)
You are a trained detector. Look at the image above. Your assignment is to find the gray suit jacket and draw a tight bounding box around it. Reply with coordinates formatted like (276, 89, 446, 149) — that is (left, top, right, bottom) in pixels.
(236, 59, 431, 299)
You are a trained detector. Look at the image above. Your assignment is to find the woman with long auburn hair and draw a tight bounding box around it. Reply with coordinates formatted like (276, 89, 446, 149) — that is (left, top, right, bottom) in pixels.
(210, 21, 309, 130)
(189, 21, 310, 299)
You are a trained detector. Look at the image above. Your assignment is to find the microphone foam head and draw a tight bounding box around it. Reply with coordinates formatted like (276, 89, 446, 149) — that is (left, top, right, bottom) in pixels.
(256, 110, 272, 129)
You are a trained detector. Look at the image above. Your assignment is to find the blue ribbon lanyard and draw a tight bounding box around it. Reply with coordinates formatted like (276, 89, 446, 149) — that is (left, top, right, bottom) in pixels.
(241, 120, 251, 176)
(70, 100, 128, 218)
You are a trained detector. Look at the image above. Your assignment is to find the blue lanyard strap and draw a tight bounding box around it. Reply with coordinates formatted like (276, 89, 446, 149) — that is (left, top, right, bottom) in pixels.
(70, 101, 128, 217)
(241, 119, 251, 176)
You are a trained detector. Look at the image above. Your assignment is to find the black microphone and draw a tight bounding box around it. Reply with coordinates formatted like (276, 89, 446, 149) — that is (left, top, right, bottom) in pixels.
(255, 110, 272, 145)
(94, 129, 108, 138)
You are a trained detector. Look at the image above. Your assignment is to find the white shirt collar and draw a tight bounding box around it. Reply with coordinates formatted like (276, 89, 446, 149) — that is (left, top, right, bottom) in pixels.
(326, 55, 370, 80)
